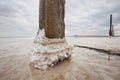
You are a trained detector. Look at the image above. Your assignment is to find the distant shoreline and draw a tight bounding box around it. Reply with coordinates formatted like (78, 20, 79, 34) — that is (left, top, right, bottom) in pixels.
(0, 35, 120, 38)
(0, 36, 34, 38)
(67, 35, 120, 37)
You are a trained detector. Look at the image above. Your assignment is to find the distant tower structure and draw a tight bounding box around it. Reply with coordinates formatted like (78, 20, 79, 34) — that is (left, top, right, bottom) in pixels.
(109, 14, 114, 36)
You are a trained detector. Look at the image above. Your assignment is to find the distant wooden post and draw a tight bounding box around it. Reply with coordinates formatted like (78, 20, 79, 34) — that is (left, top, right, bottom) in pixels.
(109, 14, 114, 36)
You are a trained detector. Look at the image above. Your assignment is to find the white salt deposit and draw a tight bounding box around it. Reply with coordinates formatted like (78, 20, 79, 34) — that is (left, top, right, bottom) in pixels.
(30, 29, 73, 70)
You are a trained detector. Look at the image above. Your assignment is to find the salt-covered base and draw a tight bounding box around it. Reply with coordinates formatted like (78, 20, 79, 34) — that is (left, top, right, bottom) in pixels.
(30, 29, 73, 70)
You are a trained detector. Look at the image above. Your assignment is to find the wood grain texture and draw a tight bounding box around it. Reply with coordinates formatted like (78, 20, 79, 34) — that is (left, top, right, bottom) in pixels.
(39, 0, 65, 38)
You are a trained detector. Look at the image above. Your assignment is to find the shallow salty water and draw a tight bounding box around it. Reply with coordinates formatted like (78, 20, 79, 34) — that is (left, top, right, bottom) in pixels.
(67, 37, 120, 53)
(0, 37, 120, 80)
(0, 38, 33, 80)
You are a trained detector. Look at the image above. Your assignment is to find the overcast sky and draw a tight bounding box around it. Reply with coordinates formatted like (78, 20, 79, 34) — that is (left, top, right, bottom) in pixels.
(0, 0, 120, 37)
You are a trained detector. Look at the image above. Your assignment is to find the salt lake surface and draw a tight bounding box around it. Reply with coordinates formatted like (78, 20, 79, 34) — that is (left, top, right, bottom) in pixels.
(0, 37, 120, 80)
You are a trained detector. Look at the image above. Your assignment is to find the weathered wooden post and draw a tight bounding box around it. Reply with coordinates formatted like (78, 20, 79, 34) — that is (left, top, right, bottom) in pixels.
(109, 14, 114, 36)
(30, 0, 73, 70)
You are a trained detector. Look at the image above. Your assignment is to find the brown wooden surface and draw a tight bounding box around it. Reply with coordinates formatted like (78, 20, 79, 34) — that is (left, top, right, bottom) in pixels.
(39, 0, 65, 38)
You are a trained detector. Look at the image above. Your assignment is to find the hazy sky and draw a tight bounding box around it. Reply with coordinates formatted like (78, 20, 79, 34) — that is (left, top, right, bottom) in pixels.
(0, 0, 120, 37)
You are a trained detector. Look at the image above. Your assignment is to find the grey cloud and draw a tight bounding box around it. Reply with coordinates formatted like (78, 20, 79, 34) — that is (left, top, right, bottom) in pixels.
(65, 0, 120, 35)
(0, 0, 120, 37)
(0, 0, 39, 37)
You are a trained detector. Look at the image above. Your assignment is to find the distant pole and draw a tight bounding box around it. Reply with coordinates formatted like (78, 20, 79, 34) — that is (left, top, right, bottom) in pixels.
(109, 14, 114, 36)
(110, 14, 112, 31)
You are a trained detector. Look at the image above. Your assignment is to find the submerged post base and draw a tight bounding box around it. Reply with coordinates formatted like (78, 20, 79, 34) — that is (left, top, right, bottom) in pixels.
(30, 31, 73, 70)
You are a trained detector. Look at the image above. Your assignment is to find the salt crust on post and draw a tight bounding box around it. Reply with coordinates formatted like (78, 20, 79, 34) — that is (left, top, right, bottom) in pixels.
(30, 29, 73, 70)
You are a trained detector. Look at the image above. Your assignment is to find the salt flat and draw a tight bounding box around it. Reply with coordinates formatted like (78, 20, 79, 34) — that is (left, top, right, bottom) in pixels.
(0, 37, 120, 80)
